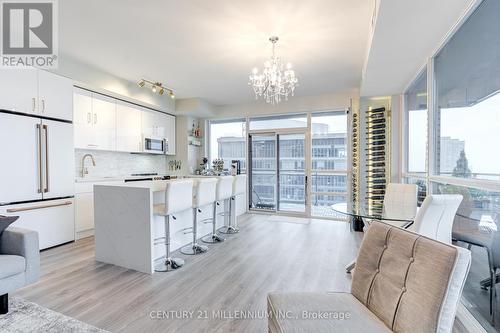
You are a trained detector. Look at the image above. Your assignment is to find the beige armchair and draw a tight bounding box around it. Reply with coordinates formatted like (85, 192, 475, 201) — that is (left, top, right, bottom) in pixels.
(268, 221, 471, 332)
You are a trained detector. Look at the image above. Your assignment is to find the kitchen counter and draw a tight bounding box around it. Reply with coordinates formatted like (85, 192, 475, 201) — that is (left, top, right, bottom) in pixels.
(75, 174, 174, 183)
(93, 178, 246, 274)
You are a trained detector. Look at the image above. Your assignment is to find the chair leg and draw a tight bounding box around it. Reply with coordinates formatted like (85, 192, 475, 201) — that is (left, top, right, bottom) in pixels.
(487, 248, 494, 317)
(493, 267, 497, 327)
(219, 196, 239, 234)
(202, 202, 225, 243)
(155, 215, 185, 272)
(0, 294, 8, 314)
(181, 208, 208, 255)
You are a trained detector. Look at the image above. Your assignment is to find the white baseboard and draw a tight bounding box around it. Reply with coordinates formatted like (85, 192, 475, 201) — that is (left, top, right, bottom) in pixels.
(76, 228, 94, 240)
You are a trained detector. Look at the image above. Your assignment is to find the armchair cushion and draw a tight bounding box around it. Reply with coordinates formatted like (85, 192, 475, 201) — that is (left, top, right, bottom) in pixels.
(268, 292, 391, 333)
(0, 255, 25, 279)
(0, 227, 40, 285)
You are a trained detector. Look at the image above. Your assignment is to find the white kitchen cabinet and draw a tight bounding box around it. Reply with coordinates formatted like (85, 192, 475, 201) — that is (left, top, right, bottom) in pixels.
(38, 70, 73, 121)
(116, 101, 142, 152)
(141, 109, 166, 138)
(0, 68, 38, 115)
(73, 88, 95, 149)
(74, 90, 116, 151)
(92, 94, 116, 151)
(165, 114, 176, 155)
(75, 192, 94, 234)
(0, 68, 72, 121)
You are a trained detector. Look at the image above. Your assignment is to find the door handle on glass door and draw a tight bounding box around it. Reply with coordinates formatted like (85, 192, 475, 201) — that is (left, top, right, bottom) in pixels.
(41, 99, 45, 113)
(43, 124, 49, 193)
(94, 113, 97, 124)
(32, 98, 36, 112)
(36, 123, 43, 193)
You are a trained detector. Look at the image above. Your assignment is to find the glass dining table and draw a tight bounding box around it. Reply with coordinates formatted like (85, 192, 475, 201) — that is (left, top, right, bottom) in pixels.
(331, 202, 415, 273)
(330, 202, 415, 232)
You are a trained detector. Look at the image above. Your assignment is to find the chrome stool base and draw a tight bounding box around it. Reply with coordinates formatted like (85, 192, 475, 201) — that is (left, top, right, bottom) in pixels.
(218, 226, 239, 234)
(181, 243, 208, 255)
(155, 257, 185, 272)
(201, 233, 225, 243)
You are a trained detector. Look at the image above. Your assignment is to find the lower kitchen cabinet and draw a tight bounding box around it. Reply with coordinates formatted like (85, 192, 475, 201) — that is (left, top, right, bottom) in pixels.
(75, 192, 94, 236)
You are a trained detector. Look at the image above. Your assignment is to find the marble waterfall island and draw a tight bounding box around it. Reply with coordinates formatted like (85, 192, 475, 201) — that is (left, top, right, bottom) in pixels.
(93, 178, 245, 274)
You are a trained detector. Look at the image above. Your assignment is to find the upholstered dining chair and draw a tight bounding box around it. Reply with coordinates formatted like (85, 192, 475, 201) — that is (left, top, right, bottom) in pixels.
(268, 221, 471, 333)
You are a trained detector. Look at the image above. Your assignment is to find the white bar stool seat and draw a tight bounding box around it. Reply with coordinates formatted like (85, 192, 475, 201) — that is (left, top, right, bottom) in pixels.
(202, 176, 233, 244)
(181, 178, 217, 255)
(153, 179, 193, 272)
(219, 174, 246, 234)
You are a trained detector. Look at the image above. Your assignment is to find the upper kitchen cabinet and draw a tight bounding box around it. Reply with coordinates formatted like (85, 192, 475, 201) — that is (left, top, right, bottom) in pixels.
(0, 68, 38, 115)
(73, 88, 95, 149)
(91, 94, 117, 151)
(74, 89, 116, 151)
(0, 68, 72, 121)
(141, 109, 176, 154)
(38, 70, 73, 121)
(165, 114, 176, 155)
(116, 101, 142, 152)
(141, 109, 166, 139)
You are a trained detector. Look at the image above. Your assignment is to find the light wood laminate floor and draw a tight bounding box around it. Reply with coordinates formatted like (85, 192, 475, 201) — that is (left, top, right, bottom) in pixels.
(14, 213, 468, 332)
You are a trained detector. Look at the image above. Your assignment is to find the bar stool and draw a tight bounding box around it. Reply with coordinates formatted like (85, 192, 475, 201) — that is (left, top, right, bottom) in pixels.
(181, 178, 217, 255)
(202, 176, 233, 244)
(219, 174, 246, 234)
(153, 179, 194, 272)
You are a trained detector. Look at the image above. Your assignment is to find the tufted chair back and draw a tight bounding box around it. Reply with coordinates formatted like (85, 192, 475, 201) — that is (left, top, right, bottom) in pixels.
(352, 221, 471, 333)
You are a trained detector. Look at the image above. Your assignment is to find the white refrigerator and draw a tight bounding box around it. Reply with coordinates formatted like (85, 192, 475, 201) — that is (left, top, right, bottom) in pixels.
(0, 112, 75, 249)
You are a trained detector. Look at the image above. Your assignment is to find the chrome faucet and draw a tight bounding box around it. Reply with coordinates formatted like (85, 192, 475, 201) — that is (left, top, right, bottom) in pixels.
(81, 154, 96, 177)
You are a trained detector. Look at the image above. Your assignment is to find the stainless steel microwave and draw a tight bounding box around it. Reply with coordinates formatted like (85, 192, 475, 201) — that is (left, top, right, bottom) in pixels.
(143, 137, 167, 154)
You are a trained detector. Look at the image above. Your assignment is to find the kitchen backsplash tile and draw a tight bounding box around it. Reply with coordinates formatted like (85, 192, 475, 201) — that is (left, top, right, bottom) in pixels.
(75, 149, 167, 178)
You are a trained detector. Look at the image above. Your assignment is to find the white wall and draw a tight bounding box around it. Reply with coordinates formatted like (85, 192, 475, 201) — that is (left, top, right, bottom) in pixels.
(166, 116, 205, 176)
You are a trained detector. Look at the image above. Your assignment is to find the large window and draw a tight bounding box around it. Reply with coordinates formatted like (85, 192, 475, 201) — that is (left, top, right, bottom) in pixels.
(401, 0, 500, 329)
(209, 119, 246, 172)
(405, 70, 427, 175)
(434, 0, 500, 182)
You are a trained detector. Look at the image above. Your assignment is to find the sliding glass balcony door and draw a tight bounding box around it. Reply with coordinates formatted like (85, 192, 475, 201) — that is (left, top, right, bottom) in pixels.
(247, 112, 348, 219)
(278, 133, 306, 213)
(249, 133, 278, 211)
(249, 131, 307, 215)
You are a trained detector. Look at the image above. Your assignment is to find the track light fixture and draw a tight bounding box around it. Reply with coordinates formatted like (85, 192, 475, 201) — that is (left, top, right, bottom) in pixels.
(137, 78, 175, 99)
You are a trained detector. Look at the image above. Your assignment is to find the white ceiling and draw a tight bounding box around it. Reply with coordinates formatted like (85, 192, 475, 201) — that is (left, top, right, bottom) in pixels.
(361, 0, 476, 97)
(59, 0, 373, 106)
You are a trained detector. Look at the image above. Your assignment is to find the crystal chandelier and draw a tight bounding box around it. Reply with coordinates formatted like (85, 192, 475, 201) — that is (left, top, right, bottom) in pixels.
(249, 36, 298, 105)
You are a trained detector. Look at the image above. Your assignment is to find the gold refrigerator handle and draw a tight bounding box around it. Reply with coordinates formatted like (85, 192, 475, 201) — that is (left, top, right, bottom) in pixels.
(7, 201, 72, 213)
(43, 124, 49, 193)
(36, 123, 43, 194)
